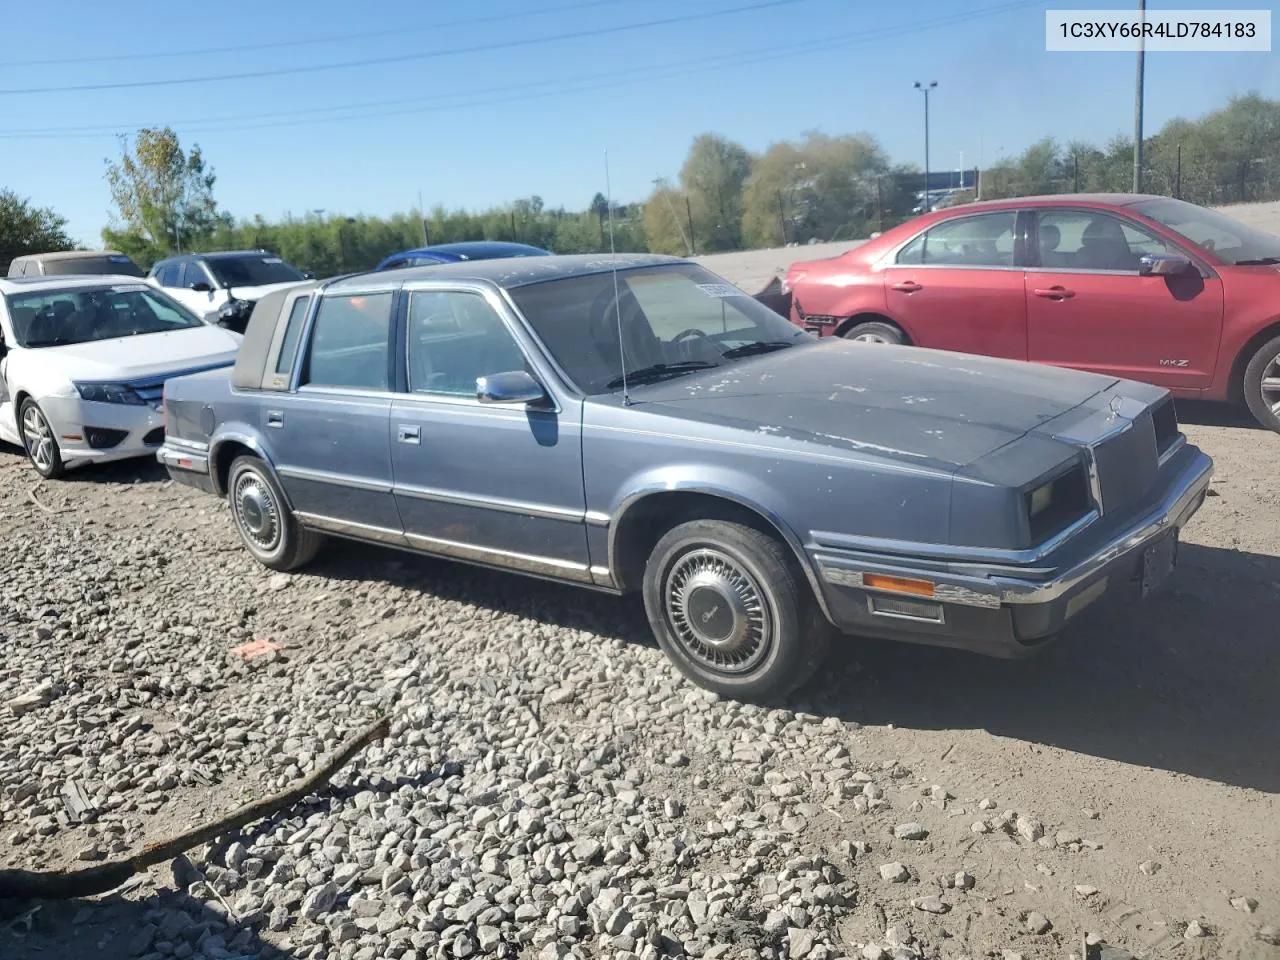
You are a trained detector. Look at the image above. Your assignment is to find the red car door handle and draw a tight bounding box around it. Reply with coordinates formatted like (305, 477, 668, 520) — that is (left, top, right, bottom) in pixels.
(1033, 286, 1075, 299)
(890, 280, 922, 292)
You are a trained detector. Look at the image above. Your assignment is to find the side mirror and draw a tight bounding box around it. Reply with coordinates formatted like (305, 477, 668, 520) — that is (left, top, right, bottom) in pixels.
(1138, 252, 1193, 277)
(302, 271, 315, 280)
(476, 370, 548, 405)
(189, 281, 213, 293)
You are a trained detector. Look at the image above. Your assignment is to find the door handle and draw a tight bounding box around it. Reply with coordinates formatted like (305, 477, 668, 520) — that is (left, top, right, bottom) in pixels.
(890, 280, 922, 293)
(397, 424, 421, 445)
(1033, 286, 1075, 300)
(266, 409, 283, 427)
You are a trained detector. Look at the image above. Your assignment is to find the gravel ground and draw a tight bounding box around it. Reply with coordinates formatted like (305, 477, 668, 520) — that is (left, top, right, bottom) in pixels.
(1, 400, 1277, 960)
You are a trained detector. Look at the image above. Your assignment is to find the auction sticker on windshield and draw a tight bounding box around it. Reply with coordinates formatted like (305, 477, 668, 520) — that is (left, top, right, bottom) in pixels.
(696, 283, 748, 299)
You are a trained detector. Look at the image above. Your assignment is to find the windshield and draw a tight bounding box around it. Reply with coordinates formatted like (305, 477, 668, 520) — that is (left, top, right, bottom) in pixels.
(206, 255, 305, 288)
(507, 263, 813, 395)
(42, 255, 144, 277)
(1130, 197, 1280, 265)
(4, 285, 206, 348)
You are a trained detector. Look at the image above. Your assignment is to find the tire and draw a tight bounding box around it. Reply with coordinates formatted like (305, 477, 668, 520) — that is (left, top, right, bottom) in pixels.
(226, 455, 324, 571)
(840, 319, 906, 345)
(642, 518, 833, 701)
(18, 398, 65, 480)
(1242, 333, 1280, 432)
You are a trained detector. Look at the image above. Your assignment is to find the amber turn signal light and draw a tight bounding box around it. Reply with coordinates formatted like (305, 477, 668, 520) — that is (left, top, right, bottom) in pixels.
(862, 573, 936, 598)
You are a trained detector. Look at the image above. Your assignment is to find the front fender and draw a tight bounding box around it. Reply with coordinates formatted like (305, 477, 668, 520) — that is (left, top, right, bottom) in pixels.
(604, 464, 833, 619)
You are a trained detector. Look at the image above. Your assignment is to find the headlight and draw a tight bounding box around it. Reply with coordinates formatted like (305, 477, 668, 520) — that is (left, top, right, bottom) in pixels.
(218, 298, 252, 320)
(74, 382, 146, 405)
(1029, 481, 1054, 518)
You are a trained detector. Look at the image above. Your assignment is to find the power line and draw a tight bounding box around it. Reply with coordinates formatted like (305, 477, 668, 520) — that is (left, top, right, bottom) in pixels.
(0, 0, 634, 68)
(0, 0, 1044, 137)
(0, 0, 809, 96)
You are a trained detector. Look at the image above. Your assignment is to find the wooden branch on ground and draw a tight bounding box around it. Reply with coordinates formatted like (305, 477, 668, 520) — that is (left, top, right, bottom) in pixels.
(0, 715, 390, 901)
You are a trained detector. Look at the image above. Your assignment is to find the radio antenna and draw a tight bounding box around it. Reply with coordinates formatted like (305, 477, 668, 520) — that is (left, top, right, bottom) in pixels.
(604, 149, 630, 406)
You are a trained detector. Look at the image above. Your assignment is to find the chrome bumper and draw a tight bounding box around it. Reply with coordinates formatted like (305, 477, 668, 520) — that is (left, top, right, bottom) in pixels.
(156, 442, 209, 474)
(814, 447, 1214, 612)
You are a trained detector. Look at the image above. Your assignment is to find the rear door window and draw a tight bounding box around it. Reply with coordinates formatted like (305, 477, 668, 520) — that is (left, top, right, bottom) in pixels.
(300, 293, 393, 390)
(895, 212, 1018, 267)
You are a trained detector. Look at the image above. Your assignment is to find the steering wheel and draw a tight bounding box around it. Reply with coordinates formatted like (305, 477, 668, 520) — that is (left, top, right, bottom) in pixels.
(671, 327, 710, 344)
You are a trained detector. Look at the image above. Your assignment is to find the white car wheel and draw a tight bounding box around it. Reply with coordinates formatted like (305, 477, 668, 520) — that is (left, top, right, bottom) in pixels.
(19, 398, 65, 479)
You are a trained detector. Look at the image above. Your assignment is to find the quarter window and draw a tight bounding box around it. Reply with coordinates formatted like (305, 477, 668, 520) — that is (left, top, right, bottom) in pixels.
(275, 295, 312, 375)
(300, 293, 393, 390)
(895, 212, 1018, 267)
(1034, 210, 1170, 272)
(407, 291, 526, 397)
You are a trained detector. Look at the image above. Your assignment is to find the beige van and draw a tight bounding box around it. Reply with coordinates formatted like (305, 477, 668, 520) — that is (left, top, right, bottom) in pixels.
(6, 250, 144, 278)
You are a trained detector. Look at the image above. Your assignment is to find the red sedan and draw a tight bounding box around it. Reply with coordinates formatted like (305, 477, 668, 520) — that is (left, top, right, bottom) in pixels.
(782, 194, 1280, 430)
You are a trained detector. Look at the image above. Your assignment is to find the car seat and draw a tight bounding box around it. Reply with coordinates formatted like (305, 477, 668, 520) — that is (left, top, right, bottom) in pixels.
(1077, 218, 1136, 271)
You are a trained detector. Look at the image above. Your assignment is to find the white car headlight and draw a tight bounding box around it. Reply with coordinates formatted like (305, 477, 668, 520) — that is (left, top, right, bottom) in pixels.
(74, 382, 146, 405)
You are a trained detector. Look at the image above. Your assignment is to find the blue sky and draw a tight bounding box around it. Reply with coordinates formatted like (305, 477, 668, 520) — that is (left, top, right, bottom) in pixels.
(2, 0, 1275, 245)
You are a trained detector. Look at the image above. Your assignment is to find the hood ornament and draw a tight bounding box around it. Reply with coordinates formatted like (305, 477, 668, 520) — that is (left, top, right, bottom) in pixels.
(1107, 395, 1124, 420)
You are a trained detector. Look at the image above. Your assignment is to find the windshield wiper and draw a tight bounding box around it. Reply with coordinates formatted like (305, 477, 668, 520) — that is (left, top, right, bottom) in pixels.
(1233, 257, 1280, 266)
(607, 360, 719, 388)
(720, 339, 798, 359)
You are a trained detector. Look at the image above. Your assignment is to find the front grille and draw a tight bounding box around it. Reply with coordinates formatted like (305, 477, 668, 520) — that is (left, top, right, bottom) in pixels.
(1092, 413, 1159, 516)
(143, 427, 165, 446)
(85, 427, 127, 449)
(131, 381, 165, 405)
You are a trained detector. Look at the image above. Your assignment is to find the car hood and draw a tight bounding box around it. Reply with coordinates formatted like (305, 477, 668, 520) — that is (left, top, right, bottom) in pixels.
(632, 340, 1119, 470)
(226, 280, 310, 301)
(25, 325, 241, 381)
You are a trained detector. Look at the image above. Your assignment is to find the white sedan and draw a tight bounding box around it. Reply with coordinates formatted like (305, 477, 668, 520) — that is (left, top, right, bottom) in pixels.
(0, 275, 242, 478)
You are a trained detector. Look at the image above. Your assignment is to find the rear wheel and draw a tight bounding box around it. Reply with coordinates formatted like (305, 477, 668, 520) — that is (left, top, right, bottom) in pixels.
(642, 518, 832, 701)
(18, 398, 64, 479)
(1242, 333, 1280, 432)
(840, 319, 905, 345)
(226, 455, 324, 571)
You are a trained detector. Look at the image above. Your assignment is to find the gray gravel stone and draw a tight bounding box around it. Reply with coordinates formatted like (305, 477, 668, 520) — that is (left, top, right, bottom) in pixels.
(879, 862, 910, 883)
(1025, 912, 1052, 935)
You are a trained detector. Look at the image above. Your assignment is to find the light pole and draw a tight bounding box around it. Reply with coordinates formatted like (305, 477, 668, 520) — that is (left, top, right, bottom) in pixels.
(1133, 0, 1146, 192)
(914, 81, 937, 211)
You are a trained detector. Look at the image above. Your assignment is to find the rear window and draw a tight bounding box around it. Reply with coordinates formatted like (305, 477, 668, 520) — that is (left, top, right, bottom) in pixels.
(42, 255, 144, 277)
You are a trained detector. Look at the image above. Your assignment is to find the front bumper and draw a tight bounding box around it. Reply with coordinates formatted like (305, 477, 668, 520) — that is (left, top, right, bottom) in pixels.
(38, 396, 167, 468)
(810, 445, 1214, 657)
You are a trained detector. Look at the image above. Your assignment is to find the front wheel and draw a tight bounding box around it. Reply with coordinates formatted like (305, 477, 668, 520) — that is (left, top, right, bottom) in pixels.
(19, 398, 65, 479)
(642, 519, 832, 701)
(226, 455, 325, 571)
(840, 320, 905, 345)
(1242, 333, 1280, 432)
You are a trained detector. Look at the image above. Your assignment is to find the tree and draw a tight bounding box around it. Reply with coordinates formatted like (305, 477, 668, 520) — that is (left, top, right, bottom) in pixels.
(104, 127, 218, 258)
(590, 192, 609, 245)
(642, 184, 693, 256)
(742, 132, 894, 247)
(678, 134, 752, 252)
(0, 189, 75, 272)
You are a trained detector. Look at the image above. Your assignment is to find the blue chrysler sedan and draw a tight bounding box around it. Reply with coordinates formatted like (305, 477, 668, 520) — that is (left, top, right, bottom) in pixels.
(156, 254, 1212, 701)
